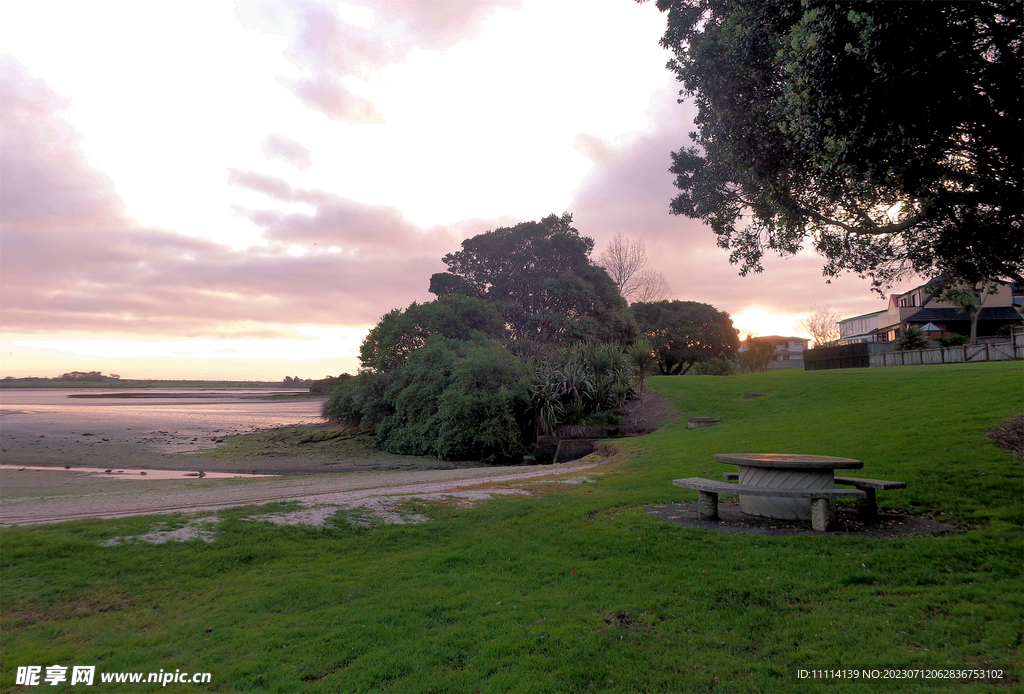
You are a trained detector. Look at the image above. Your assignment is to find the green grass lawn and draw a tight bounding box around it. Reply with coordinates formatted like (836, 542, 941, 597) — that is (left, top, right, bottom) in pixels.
(2, 362, 1021, 693)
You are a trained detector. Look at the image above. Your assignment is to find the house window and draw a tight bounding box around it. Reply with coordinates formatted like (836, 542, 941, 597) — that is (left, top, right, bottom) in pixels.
(912, 294, 918, 307)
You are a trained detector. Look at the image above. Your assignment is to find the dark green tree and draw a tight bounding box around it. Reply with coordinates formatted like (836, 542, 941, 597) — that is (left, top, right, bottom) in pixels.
(373, 337, 533, 461)
(429, 213, 636, 343)
(631, 300, 739, 375)
(359, 295, 507, 372)
(649, 0, 1022, 288)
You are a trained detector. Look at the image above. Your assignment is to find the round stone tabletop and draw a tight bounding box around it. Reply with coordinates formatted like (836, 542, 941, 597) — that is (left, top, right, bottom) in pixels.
(712, 453, 864, 469)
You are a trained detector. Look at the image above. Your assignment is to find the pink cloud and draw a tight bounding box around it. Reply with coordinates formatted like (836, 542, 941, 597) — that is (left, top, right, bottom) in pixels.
(0, 58, 457, 337)
(227, 168, 457, 249)
(276, 76, 384, 124)
(236, 0, 522, 123)
(573, 133, 616, 164)
(261, 133, 312, 169)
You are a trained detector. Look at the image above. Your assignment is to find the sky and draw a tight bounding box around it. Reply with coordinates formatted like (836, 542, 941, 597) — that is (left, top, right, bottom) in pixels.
(0, 0, 911, 381)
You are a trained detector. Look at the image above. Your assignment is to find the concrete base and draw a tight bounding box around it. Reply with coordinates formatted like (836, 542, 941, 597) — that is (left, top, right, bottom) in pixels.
(738, 467, 835, 521)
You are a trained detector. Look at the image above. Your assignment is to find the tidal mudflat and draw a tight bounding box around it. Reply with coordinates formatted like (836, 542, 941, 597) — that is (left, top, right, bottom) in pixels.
(0, 388, 323, 467)
(0, 388, 491, 519)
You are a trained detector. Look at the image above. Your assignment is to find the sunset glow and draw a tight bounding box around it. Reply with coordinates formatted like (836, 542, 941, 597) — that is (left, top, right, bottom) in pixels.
(0, 0, 893, 380)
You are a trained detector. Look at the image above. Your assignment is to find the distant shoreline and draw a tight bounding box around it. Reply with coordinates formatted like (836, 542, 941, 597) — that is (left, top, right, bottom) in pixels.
(0, 379, 302, 390)
(66, 391, 316, 400)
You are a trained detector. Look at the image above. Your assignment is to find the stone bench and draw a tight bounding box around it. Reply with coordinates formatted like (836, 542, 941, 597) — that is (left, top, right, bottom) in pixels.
(721, 472, 905, 523)
(834, 477, 907, 522)
(674, 477, 866, 531)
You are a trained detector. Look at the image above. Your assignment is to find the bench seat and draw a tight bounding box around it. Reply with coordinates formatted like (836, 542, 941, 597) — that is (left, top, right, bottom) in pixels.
(673, 477, 865, 531)
(721, 472, 906, 522)
(834, 477, 906, 522)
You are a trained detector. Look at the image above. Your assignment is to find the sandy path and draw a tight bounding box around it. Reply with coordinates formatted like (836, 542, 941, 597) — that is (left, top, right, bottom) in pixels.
(0, 461, 601, 526)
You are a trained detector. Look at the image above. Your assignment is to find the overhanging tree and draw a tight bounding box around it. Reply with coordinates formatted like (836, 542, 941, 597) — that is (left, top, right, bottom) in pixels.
(648, 0, 1023, 288)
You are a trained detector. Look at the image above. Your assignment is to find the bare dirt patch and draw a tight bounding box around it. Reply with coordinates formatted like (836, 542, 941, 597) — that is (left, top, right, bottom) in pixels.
(645, 501, 957, 538)
(989, 413, 1024, 458)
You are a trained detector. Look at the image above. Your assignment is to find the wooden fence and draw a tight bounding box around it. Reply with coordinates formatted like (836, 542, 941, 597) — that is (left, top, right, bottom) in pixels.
(868, 339, 1023, 367)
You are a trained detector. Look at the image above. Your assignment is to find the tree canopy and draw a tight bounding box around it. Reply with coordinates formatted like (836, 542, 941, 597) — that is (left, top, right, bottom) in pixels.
(359, 295, 507, 372)
(650, 0, 1023, 288)
(631, 300, 739, 375)
(429, 213, 637, 343)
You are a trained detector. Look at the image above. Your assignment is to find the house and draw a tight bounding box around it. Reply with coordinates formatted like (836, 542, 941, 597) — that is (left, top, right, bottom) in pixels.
(837, 309, 886, 345)
(869, 278, 1023, 342)
(739, 335, 810, 368)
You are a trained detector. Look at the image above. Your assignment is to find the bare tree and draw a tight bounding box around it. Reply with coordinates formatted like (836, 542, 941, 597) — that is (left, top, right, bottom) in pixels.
(597, 233, 671, 303)
(632, 267, 671, 303)
(801, 304, 841, 346)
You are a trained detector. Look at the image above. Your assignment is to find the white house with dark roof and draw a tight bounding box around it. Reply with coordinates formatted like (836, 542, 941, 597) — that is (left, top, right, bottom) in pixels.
(837, 309, 886, 345)
(866, 279, 1023, 342)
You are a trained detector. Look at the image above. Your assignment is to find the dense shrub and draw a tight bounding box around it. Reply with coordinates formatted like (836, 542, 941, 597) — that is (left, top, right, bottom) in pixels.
(325, 337, 532, 461)
(691, 355, 737, 375)
(938, 333, 970, 347)
(322, 371, 397, 433)
(309, 374, 352, 395)
(895, 326, 929, 351)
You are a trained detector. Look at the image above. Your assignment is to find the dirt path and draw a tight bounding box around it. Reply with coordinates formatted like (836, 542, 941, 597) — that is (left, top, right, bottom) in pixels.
(0, 461, 602, 526)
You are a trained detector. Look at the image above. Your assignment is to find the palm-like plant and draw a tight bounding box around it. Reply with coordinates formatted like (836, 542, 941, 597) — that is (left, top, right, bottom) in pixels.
(895, 326, 929, 351)
(941, 284, 982, 345)
(625, 340, 656, 395)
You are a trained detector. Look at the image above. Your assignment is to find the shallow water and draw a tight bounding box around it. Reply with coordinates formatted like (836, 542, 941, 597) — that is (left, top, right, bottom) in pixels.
(0, 464, 273, 480)
(0, 388, 325, 459)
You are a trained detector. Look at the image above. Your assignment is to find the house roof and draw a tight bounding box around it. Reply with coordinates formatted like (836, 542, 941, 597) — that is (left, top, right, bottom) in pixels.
(839, 309, 886, 323)
(744, 335, 808, 342)
(905, 306, 1023, 323)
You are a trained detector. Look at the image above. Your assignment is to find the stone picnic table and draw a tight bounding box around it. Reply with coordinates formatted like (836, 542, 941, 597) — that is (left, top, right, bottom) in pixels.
(712, 453, 863, 522)
(673, 453, 907, 532)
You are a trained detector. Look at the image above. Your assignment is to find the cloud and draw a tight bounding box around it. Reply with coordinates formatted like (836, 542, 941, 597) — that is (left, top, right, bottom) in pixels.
(0, 58, 466, 338)
(276, 76, 384, 124)
(261, 133, 312, 169)
(573, 133, 616, 163)
(236, 0, 522, 123)
(227, 168, 457, 249)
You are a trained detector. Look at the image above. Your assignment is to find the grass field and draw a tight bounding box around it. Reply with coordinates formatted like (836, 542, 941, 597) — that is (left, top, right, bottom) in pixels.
(2, 362, 1021, 692)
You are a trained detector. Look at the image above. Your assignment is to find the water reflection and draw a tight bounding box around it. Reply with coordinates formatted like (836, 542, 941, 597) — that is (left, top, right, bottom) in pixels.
(0, 388, 325, 458)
